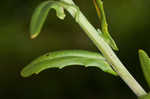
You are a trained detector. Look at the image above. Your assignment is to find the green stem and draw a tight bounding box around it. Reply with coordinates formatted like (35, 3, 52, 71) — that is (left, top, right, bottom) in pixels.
(61, 0, 147, 97)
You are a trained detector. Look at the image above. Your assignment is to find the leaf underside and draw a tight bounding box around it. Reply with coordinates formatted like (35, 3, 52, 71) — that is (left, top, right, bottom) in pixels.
(139, 49, 150, 88)
(21, 50, 117, 77)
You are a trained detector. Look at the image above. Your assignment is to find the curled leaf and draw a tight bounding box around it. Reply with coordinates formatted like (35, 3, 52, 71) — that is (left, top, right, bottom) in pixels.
(21, 50, 117, 77)
(139, 49, 150, 88)
(30, 1, 65, 39)
(30, 0, 79, 39)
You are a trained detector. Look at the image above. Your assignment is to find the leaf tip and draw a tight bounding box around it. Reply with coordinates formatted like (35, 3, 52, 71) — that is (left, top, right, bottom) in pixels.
(113, 45, 119, 51)
(30, 33, 39, 39)
(138, 49, 147, 57)
(138, 49, 144, 53)
(109, 38, 119, 51)
(58, 14, 66, 20)
(20, 70, 27, 78)
(20, 67, 33, 78)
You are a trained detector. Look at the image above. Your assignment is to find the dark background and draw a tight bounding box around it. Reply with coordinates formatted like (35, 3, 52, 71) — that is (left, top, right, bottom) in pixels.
(0, 0, 150, 99)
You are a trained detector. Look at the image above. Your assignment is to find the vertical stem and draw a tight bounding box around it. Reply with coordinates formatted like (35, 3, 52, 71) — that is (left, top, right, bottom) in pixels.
(61, 0, 147, 96)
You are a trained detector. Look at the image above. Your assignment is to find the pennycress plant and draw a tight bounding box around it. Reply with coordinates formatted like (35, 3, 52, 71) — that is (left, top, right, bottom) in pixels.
(21, 0, 150, 98)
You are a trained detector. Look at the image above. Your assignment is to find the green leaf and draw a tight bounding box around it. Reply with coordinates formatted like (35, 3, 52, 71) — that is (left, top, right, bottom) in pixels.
(21, 50, 117, 77)
(97, 29, 118, 51)
(93, 0, 118, 51)
(30, 0, 79, 39)
(139, 49, 150, 88)
(30, 1, 66, 39)
(139, 93, 150, 99)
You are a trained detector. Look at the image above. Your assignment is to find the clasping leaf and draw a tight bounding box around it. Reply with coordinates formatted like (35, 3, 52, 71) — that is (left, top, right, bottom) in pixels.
(93, 0, 118, 51)
(21, 50, 117, 77)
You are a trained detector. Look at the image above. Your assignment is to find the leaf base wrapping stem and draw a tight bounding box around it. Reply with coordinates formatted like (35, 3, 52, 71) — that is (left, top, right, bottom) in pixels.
(61, 0, 147, 96)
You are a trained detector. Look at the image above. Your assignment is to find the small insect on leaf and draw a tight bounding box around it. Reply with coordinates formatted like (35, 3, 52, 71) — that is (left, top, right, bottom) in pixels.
(139, 49, 150, 88)
(21, 50, 117, 77)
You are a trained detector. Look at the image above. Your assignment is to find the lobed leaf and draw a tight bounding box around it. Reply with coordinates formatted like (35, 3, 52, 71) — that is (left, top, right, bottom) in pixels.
(21, 50, 117, 77)
(139, 49, 150, 88)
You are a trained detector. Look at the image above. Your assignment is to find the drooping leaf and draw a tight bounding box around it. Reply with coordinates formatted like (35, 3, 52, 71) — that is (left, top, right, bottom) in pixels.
(30, 1, 66, 39)
(139, 49, 150, 88)
(139, 93, 150, 99)
(93, 0, 118, 51)
(21, 50, 117, 77)
(30, 0, 79, 39)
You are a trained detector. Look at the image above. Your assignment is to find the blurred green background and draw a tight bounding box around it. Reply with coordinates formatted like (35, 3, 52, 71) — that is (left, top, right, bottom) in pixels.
(0, 0, 150, 99)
